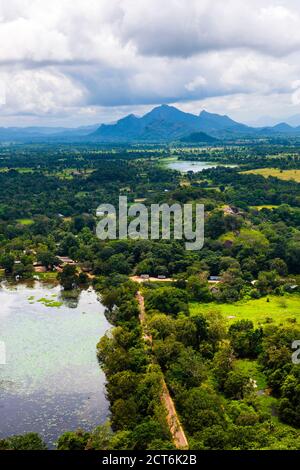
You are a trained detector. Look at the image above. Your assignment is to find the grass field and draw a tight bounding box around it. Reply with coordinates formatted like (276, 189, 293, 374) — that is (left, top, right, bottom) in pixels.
(157, 156, 177, 168)
(16, 218, 34, 225)
(250, 205, 279, 211)
(35, 272, 58, 281)
(190, 294, 300, 326)
(0, 167, 34, 173)
(241, 168, 300, 182)
(234, 359, 267, 390)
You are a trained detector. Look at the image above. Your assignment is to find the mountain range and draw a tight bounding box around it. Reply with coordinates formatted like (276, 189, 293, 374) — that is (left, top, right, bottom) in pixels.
(90, 105, 253, 142)
(2, 105, 300, 143)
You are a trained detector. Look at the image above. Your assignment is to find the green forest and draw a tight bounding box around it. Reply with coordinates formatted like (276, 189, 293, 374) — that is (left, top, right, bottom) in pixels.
(0, 141, 300, 450)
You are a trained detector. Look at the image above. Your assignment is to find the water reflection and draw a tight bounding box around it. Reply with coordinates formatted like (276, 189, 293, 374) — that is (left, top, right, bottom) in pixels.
(58, 288, 81, 308)
(167, 160, 237, 173)
(0, 281, 111, 448)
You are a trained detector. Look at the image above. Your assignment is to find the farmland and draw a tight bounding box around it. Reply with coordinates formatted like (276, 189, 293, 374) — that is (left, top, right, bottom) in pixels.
(242, 168, 300, 182)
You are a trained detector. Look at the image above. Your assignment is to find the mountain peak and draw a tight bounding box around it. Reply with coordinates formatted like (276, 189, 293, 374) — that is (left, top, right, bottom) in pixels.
(199, 109, 229, 119)
(145, 104, 181, 117)
(143, 104, 199, 126)
(118, 113, 139, 122)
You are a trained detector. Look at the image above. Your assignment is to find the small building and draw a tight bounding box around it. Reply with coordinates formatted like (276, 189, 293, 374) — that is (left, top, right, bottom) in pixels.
(34, 265, 47, 273)
(33, 262, 47, 273)
(57, 256, 77, 266)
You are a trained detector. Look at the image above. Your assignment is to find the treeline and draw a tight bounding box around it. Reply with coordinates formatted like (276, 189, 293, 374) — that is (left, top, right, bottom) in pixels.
(141, 284, 300, 449)
(95, 278, 174, 450)
(199, 167, 300, 207)
(176, 144, 300, 170)
(0, 144, 168, 170)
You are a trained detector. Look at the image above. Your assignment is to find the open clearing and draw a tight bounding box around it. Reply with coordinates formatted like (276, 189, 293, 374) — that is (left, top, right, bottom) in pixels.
(250, 205, 279, 210)
(241, 168, 300, 182)
(234, 359, 267, 390)
(190, 294, 300, 326)
(16, 218, 34, 225)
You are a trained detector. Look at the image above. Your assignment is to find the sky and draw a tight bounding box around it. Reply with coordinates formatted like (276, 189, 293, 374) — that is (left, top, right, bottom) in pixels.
(2, 0, 300, 127)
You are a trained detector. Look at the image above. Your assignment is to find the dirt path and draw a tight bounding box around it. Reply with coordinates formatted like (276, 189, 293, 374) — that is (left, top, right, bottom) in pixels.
(136, 291, 189, 450)
(161, 381, 189, 449)
(136, 291, 146, 325)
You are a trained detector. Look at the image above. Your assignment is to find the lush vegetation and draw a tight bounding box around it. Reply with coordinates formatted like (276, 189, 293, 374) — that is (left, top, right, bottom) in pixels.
(0, 141, 300, 450)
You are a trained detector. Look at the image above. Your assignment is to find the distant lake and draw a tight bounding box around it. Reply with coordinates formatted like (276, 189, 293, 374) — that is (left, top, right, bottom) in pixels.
(167, 160, 236, 173)
(0, 281, 110, 448)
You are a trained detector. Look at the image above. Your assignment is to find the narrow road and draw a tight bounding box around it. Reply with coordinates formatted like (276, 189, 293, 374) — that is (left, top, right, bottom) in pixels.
(136, 291, 189, 450)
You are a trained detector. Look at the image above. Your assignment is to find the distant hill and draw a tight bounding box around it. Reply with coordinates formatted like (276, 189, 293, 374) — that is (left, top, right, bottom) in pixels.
(0, 123, 99, 142)
(197, 110, 251, 134)
(91, 105, 201, 142)
(91, 104, 255, 142)
(260, 122, 300, 135)
(2, 105, 300, 142)
(180, 131, 217, 143)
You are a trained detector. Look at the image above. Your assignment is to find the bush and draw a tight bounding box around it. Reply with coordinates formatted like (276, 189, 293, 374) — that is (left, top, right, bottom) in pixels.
(2, 433, 47, 450)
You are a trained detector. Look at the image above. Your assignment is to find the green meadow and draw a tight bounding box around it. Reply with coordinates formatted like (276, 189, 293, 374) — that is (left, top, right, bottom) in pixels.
(190, 294, 300, 326)
(16, 218, 34, 225)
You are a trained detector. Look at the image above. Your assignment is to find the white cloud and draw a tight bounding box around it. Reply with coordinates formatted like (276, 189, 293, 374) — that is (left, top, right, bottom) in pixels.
(0, 0, 299, 124)
(2, 69, 85, 115)
(185, 76, 207, 92)
(0, 79, 5, 105)
(118, 0, 300, 58)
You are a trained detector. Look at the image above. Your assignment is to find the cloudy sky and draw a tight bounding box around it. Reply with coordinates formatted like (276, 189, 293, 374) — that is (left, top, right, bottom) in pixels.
(2, 0, 300, 127)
